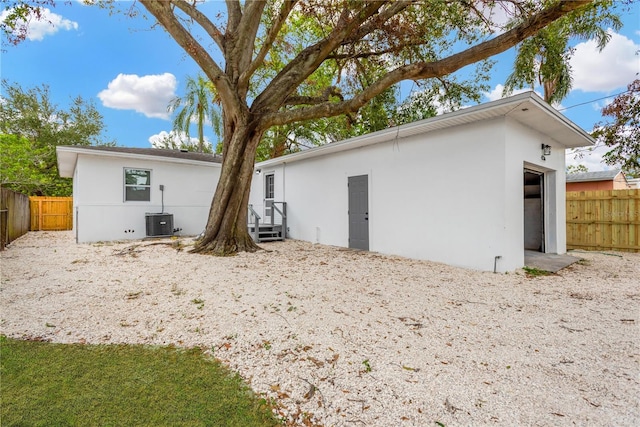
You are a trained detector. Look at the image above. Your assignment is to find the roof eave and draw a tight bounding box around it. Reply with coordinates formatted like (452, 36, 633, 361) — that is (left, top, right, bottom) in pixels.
(506, 93, 595, 149)
(256, 92, 595, 168)
(57, 146, 79, 178)
(55, 146, 222, 178)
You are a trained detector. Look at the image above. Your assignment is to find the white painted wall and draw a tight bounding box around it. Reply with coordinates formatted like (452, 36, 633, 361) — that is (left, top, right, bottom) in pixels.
(73, 154, 220, 243)
(249, 117, 568, 272)
(504, 117, 567, 267)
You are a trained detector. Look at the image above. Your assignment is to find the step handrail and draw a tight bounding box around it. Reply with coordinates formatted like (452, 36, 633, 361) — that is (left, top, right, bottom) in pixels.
(248, 204, 261, 242)
(271, 202, 287, 238)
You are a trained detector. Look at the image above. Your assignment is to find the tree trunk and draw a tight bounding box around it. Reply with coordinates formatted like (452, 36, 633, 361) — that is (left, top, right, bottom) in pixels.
(197, 103, 205, 153)
(192, 117, 263, 255)
(543, 79, 556, 103)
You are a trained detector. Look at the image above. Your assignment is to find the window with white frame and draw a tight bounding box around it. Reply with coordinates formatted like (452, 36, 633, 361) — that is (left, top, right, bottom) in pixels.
(265, 173, 275, 199)
(124, 168, 151, 202)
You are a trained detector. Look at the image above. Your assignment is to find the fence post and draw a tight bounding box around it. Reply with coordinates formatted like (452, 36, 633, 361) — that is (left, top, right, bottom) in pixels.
(38, 199, 43, 231)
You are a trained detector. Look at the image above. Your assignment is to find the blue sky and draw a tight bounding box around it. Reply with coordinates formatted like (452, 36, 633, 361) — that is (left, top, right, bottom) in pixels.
(2, 1, 639, 171)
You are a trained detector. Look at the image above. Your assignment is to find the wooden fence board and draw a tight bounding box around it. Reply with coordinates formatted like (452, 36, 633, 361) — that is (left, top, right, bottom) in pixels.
(566, 189, 640, 252)
(1, 188, 30, 250)
(29, 196, 73, 231)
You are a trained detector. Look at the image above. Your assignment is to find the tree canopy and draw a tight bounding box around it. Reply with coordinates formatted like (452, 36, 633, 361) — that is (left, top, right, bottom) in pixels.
(593, 79, 640, 176)
(566, 164, 589, 174)
(503, 0, 622, 104)
(150, 130, 215, 154)
(2, 0, 595, 253)
(0, 80, 114, 196)
(167, 74, 222, 153)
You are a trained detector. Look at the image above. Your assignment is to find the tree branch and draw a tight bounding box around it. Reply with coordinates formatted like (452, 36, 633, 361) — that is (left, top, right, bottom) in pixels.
(284, 86, 344, 106)
(327, 40, 425, 61)
(341, 0, 412, 45)
(139, 0, 237, 115)
(172, 0, 225, 52)
(259, 0, 592, 128)
(252, 1, 389, 115)
(229, 0, 267, 97)
(226, 0, 242, 31)
(241, 0, 298, 92)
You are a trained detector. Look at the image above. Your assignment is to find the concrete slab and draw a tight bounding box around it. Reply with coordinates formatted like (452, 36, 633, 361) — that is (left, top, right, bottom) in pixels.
(524, 250, 579, 273)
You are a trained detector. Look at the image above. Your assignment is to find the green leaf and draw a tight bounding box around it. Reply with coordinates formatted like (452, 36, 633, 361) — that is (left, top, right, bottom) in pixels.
(1, 80, 114, 196)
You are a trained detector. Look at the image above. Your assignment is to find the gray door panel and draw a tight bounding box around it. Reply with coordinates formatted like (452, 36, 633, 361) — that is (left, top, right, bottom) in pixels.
(348, 175, 369, 250)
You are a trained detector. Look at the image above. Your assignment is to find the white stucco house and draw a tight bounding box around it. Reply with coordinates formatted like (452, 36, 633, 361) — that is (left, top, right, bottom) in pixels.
(56, 146, 221, 243)
(58, 92, 593, 272)
(249, 92, 594, 272)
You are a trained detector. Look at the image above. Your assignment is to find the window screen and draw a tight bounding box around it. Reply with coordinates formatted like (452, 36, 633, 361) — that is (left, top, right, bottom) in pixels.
(124, 168, 151, 202)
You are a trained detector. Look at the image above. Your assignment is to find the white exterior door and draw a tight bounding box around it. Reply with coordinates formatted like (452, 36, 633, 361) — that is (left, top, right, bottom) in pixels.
(264, 172, 275, 223)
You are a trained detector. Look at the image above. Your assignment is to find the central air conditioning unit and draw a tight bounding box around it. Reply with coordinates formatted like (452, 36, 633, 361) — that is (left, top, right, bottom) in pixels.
(145, 213, 174, 237)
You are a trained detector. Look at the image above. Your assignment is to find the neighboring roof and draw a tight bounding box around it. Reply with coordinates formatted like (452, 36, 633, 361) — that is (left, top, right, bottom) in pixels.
(566, 169, 624, 183)
(57, 146, 221, 178)
(256, 91, 595, 169)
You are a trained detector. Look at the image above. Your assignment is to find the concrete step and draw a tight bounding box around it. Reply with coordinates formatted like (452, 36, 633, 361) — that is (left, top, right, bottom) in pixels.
(248, 223, 285, 242)
(257, 236, 284, 242)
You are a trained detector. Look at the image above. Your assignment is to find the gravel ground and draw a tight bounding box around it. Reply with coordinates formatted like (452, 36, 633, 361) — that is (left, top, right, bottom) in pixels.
(1, 231, 639, 426)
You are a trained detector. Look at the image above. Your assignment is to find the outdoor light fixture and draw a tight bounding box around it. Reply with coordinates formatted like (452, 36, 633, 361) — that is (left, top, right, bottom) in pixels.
(541, 144, 551, 161)
(255, 169, 261, 175)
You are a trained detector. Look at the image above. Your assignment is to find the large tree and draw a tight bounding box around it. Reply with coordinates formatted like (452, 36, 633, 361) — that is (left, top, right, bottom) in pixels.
(134, 0, 592, 255)
(2, 0, 594, 253)
(0, 80, 114, 196)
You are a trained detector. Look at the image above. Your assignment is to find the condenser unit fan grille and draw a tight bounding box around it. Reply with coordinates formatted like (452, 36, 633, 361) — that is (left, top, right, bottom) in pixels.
(145, 213, 173, 237)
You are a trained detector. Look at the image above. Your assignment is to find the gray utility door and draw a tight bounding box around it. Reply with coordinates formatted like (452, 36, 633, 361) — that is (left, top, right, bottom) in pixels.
(348, 175, 369, 250)
(524, 169, 545, 252)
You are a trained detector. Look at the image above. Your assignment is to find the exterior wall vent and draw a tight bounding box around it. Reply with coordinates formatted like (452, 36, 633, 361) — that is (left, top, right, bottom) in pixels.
(145, 213, 174, 237)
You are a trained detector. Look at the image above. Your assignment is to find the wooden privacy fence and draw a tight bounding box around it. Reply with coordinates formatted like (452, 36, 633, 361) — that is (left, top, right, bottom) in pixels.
(566, 189, 640, 252)
(1, 188, 31, 250)
(30, 196, 73, 231)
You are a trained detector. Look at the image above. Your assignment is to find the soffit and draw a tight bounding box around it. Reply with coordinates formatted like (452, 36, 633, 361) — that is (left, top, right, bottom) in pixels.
(257, 92, 594, 169)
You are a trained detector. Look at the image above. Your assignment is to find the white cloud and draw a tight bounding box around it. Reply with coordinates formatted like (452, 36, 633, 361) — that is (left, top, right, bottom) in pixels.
(484, 85, 565, 110)
(565, 142, 619, 172)
(0, 7, 78, 41)
(98, 73, 177, 119)
(591, 95, 617, 113)
(570, 31, 640, 93)
(485, 84, 535, 101)
(571, 103, 638, 170)
(480, 2, 517, 34)
(148, 130, 211, 149)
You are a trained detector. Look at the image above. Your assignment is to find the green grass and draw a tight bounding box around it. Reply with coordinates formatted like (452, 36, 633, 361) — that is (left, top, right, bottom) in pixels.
(0, 336, 280, 427)
(522, 266, 552, 277)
